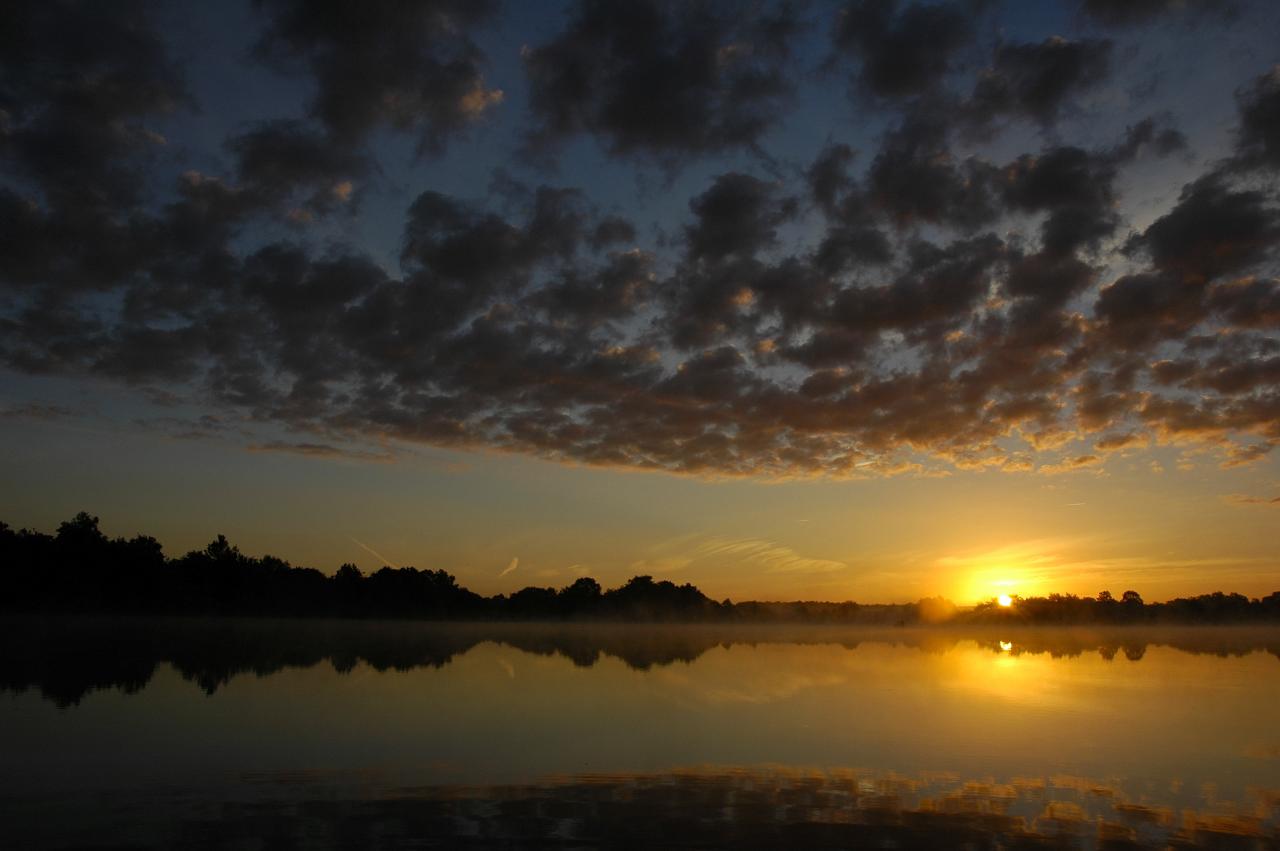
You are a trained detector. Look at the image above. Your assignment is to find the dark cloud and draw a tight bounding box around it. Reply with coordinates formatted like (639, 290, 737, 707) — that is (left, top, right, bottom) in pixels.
(529, 249, 653, 326)
(685, 173, 797, 261)
(522, 0, 800, 163)
(252, 0, 502, 153)
(1234, 67, 1280, 170)
(2, 2, 1278, 478)
(807, 143, 858, 216)
(0, 295, 106, 375)
(394, 185, 611, 347)
(1111, 115, 1188, 162)
(1004, 252, 1095, 307)
(0, 402, 76, 421)
(1001, 146, 1120, 256)
(662, 173, 811, 348)
(93, 324, 208, 383)
(1125, 175, 1280, 281)
(968, 37, 1112, 127)
(0, 1, 196, 298)
(829, 234, 1006, 336)
(0, 0, 188, 210)
(248, 441, 395, 462)
(808, 144, 894, 272)
(866, 109, 999, 228)
(1092, 271, 1203, 346)
(832, 0, 975, 99)
(814, 200, 895, 273)
(227, 120, 368, 216)
(1207, 278, 1280, 328)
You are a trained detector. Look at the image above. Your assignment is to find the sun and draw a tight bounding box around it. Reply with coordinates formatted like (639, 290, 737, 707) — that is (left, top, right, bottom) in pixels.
(997, 594, 1013, 607)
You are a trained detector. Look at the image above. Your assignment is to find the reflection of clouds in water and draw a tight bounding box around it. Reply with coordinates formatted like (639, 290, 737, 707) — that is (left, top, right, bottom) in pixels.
(497, 657, 515, 679)
(28, 764, 1268, 849)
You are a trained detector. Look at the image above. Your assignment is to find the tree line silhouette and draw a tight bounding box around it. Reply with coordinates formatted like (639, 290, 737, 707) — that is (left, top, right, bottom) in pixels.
(3, 513, 1279, 623)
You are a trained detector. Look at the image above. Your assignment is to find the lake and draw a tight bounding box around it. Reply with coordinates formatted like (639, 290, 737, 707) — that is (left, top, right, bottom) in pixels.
(2, 618, 1278, 849)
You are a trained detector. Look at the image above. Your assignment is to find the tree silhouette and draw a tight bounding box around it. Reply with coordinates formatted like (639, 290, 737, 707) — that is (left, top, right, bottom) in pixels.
(1, 512, 1278, 625)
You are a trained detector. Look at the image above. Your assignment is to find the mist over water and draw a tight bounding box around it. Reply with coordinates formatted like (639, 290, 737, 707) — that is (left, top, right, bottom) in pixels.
(2, 618, 1278, 848)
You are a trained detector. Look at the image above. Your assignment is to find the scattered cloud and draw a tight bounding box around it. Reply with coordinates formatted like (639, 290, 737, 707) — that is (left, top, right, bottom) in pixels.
(1, 1, 1276, 483)
(0, 403, 76, 421)
(252, 0, 502, 154)
(691, 536, 847, 574)
(1222, 493, 1280, 507)
(247, 441, 395, 462)
(1037, 455, 1104, 475)
(522, 0, 801, 165)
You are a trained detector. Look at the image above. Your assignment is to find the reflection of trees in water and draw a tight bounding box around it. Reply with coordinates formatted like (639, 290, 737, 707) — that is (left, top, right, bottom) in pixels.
(2, 617, 1279, 707)
(10, 766, 1275, 849)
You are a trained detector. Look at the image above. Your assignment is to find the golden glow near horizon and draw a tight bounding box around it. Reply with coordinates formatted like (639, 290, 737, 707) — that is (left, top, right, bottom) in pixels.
(2, 421, 1277, 605)
(997, 594, 1013, 607)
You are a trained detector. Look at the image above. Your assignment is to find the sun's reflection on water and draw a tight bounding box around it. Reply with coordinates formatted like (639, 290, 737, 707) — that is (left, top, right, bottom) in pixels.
(3, 619, 1279, 849)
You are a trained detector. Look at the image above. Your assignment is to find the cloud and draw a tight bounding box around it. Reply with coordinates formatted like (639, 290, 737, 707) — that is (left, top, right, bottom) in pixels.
(1124, 175, 1280, 281)
(692, 537, 847, 574)
(252, 0, 502, 154)
(1233, 66, 1280, 171)
(628, 532, 847, 576)
(247, 441, 395, 462)
(0, 402, 76, 421)
(968, 37, 1113, 127)
(627, 556, 693, 575)
(831, 0, 976, 99)
(1, 5, 1278, 482)
(1000, 145, 1120, 257)
(1037, 455, 1103, 475)
(1094, 431, 1147, 452)
(864, 107, 1000, 230)
(499, 557, 520, 578)
(0, 0, 188, 211)
(1220, 443, 1275, 468)
(522, 0, 801, 164)
(1221, 493, 1280, 507)
(227, 120, 369, 216)
(1111, 115, 1188, 162)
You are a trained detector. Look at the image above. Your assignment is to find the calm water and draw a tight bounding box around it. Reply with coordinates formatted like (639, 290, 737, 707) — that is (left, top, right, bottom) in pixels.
(2, 618, 1278, 849)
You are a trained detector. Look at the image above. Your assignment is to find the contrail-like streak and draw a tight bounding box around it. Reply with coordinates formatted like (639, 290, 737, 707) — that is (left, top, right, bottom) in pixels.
(350, 536, 394, 567)
(499, 557, 519, 578)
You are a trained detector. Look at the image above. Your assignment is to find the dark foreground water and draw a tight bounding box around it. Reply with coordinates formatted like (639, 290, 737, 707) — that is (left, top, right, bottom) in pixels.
(2, 618, 1278, 849)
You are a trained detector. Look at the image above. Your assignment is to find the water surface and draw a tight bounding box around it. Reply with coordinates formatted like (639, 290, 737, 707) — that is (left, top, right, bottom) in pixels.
(2, 618, 1278, 848)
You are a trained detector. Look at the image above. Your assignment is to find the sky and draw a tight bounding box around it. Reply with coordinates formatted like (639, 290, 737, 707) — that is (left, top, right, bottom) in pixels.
(1, 0, 1278, 604)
